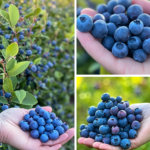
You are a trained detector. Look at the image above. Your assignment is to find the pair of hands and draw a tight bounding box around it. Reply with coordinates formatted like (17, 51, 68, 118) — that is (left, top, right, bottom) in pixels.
(0, 107, 74, 150)
(77, 0, 150, 74)
(78, 103, 150, 150)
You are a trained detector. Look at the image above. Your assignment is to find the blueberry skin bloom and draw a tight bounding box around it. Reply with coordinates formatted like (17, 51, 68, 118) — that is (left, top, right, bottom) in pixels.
(95, 134, 103, 142)
(102, 137, 111, 144)
(127, 36, 142, 50)
(21, 122, 30, 131)
(111, 135, 121, 146)
(129, 20, 144, 35)
(139, 27, 150, 41)
(112, 42, 128, 58)
(97, 4, 107, 14)
(49, 130, 59, 140)
(30, 130, 39, 139)
(101, 36, 115, 51)
(40, 134, 49, 143)
(119, 13, 129, 25)
(120, 139, 131, 149)
(118, 0, 132, 9)
(91, 20, 108, 39)
(114, 26, 130, 42)
(143, 39, 150, 54)
(107, 23, 117, 36)
(103, 12, 111, 23)
(131, 121, 141, 130)
(127, 4, 143, 20)
(138, 13, 150, 27)
(133, 49, 147, 63)
(118, 118, 128, 128)
(88, 106, 97, 116)
(77, 14, 93, 32)
(80, 129, 89, 138)
(129, 129, 137, 138)
(108, 118, 118, 127)
(109, 14, 122, 26)
(107, 0, 118, 13)
(113, 5, 126, 14)
(127, 114, 135, 124)
(99, 125, 111, 134)
(101, 93, 110, 102)
(93, 14, 105, 22)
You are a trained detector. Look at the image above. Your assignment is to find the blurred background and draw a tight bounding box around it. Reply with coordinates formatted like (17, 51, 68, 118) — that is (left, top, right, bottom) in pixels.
(77, 0, 110, 74)
(77, 77, 150, 150)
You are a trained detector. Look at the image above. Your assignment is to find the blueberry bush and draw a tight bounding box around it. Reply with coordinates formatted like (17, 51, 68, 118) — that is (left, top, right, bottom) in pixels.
(77, 77, 150, 150)
(0, 0, 74, 149)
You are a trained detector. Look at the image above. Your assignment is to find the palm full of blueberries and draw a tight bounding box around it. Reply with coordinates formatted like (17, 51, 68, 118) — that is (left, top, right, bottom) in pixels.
(78, 93, 150, 150)
(0, 107, 74, 150)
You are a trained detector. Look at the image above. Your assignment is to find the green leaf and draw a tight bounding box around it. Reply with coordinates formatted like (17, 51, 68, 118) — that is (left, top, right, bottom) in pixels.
(1, 36, 9, 48)
(0, 0, 2, 7)
(8, 61, 30, 77)
(15, 27, 22, 33)
(6, 42, 18, 58)
(6, 58, 15, 71)
(15, 90, 26, 104)
(54, 71, 63, 79)
(25, 12, 34, 19)
(33, 8, 41, 16)
(13, 92, 37, 105)
(34, 57, 41, 65)
(0, 10, 10, 22)
(32, 25, 42, 30)
(10, 76, 17, 90)
(1, 49, 6, 58)
(8, 4, 19, 28)
(0, 96, 8, 104)
(3, 78, 13, 93)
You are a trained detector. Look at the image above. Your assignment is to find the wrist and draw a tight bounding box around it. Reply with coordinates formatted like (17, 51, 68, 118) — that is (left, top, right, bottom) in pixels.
(0, 114, 4, 143)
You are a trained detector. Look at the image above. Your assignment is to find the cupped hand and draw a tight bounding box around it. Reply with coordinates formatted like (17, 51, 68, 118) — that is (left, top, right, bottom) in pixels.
(77, 0, 150, 75)
(0, 106, 74, 150)
(78, 103, 150, 150)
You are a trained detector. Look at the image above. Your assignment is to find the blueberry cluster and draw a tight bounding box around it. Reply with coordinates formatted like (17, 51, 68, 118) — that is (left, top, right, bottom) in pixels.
(19, 106, 69, 143)
(79, 93, 143, 149)
(77, 0, 150, 62)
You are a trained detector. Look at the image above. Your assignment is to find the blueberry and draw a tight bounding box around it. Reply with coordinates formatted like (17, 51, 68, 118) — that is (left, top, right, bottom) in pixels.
(117, 110, 127, 119)
(134, 108, 142, 115)
(136, 114, 143, 122)
(129, 20, 144, 35)
(55, 126, 65, 135)
(101, 36, 115, 51)
(107, 0, 118, 13)
(138, 13, 150, 27)
(89, 131, 97, 139)
(97, 4, 107, 14)
(93, 14, 105, 22)
(2, 105, 9, 111)
(87, 116, 95, 123)
(105, 101, 113, 109)
(124, 124, 131, 133)
(4, 3, 9, 8)
(109, 14, 122, 26)
(38, 126, 45, 134)
(40, 134, 49, 143)
(124, 101, 130, 107)
(110, 106, 119, 115)
(116, 96, 122, 103)
(80, 129, 89, 138)
(133, 49, 147, 62)
(93, 118, 105, 127)
(103, 133, 112, 138)
(118, 13, 129, 25)
(113, 5, 125, 14)
(53, 118, 63, 127)
(97, 101, 106, 110)
(127, 4, 143, 20)
(4, 93, 12, 98)
(95, 134, 103, 142)
(117, 103, 126, 110)
(50, 112, 56, 119)
(99, 125, 111, 134)
(102, 137, 111, 144)
(29, 110, 36, 117)
(94, 127, 100, 134)
(103, 12, 111, 23)
(80, 124, 85, 130)
(37, 117, 46, 126)
(139, 27, 150, 41)
(120, 132, 128, 139)
(91, 20, 108, 39)
(49, 130, 59, 140)
(111, 126, 120, 135)
(109, 115, 118, 120)
(13, 38, 18, 42)
(114, 26, 130, 42)
(24, 114, 30, 121)
(30, 130, 39, 139)
(120, 139, 131, 149)
(118, 0, 132, 9)
(5, 34, 10, 39)
(107, 23, 117, 36)
(107, 118, 118, 127)
(103, 109, 111, 118)
(112, 42, 128, 58)
(77, 14, 93, 32)
(129, 129, 137, 138)
(101, 93, 110, 102)
(19, 35, 24, 40)
(111, 135, 121, 146)
(21, 122, 30, 131)
(45, 123, 54, 131)
(26, 50, 32, 56)
(110, 97, 116, 102)
(88, 106, 97, 116)
(46, 20, 51, 26)
(46, 119, 53, 124)
(95, 110, 104, 118)
(28, 118, 34, 124)
(43, 111, 50, 120)
(30, 121, 38, 130)
(19, 120, 25, 126)
(118, 118, 128, 128)
(77, 7, 82, 17)
(131, 121, 140, 130)
(35, 106, 42, 113)
(143, 39, 150, 54)
(39, 109, 46, 116)
(19, 49, 24, 54)
(31, 65, 37, 73)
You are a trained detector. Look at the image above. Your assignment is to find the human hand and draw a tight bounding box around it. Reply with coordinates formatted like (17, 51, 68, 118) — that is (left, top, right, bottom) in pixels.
(78, 103, 150, 150)
(77, 0, 150, 75)
(0, 106, 74, 150)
